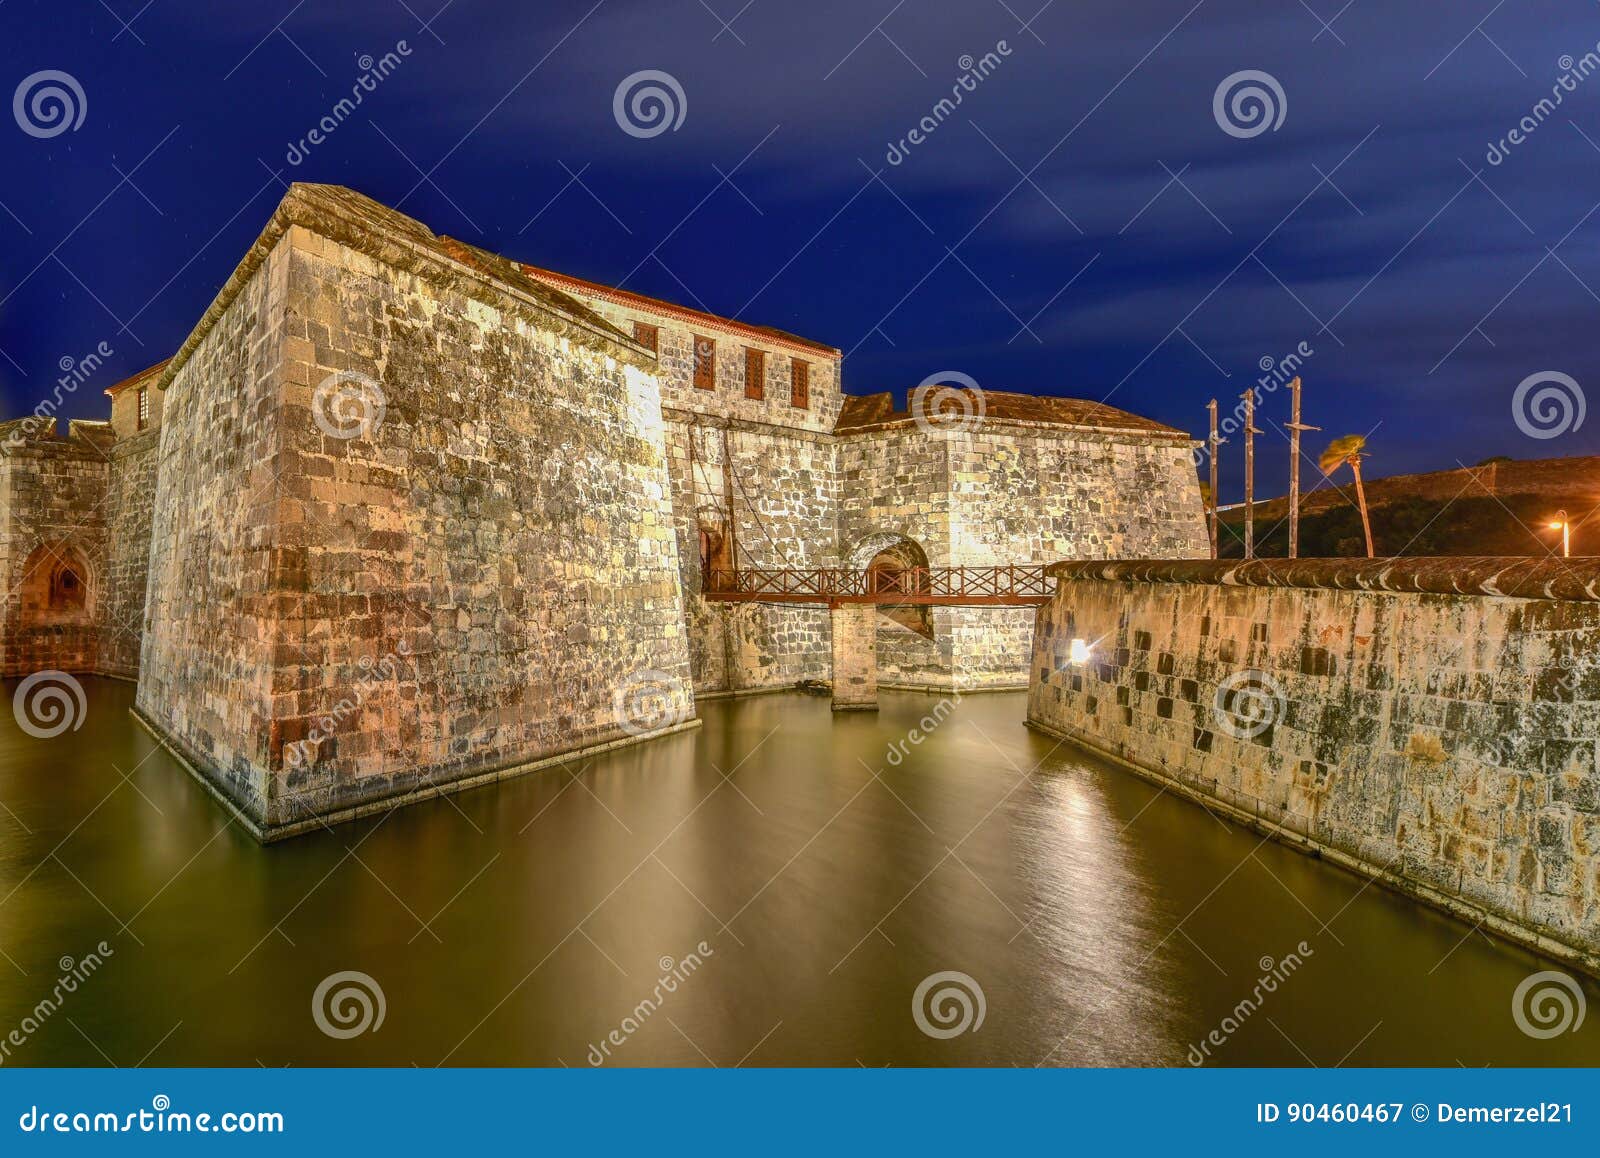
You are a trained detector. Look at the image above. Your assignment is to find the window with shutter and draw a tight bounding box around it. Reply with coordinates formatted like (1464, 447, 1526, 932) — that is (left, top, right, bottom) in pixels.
(790, 359, 809, 409)
(693, 336, 716, 390)
(744, 348, 765, 400)
(633, 321, 659, 352)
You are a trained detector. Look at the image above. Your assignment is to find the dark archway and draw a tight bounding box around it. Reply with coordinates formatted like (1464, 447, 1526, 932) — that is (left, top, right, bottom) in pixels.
(848, 532, 933, 639)
(19, 542, 95, 624)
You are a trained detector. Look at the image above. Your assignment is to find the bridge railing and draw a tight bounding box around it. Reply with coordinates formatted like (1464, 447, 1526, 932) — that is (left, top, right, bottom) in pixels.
(703, 565, 1053, 603)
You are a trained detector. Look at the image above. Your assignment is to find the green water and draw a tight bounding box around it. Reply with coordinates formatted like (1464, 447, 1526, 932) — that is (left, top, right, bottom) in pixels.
(0, 677, 1594, 1066)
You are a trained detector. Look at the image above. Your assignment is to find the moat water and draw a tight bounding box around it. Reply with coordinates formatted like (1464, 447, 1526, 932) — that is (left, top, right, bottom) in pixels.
(0, 677, 1595, 1066)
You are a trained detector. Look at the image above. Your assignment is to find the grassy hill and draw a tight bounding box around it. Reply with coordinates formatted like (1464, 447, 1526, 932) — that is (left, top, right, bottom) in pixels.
(1216, 455, 1600, 558)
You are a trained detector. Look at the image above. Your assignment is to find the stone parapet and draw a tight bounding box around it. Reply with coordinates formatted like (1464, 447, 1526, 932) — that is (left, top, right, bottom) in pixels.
(1048, 556, 1600, 601)
(1029, 555, 1600, 975)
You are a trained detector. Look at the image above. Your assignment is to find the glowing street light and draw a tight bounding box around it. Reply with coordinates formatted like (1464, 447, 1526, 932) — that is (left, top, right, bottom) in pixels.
(1069, 638, 1092, 665)
(1547, 509, 1571, 558)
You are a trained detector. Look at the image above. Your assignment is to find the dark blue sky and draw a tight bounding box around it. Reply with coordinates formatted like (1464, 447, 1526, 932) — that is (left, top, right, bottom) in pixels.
(5, 0, 1600, 500)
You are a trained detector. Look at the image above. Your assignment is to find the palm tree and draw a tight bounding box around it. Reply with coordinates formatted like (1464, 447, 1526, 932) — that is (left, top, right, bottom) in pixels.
(1319, 434, 1374, 558)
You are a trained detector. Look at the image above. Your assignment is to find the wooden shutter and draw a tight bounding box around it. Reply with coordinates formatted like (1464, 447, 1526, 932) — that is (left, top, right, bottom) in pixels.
(633, 321, 659, 352)
(790, 358, 809, 409)
(744, 348, 765, 400)
(693, 335, 716, 390)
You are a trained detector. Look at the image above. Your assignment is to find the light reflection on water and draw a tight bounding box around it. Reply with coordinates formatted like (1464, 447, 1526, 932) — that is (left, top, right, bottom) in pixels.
(0, 677, 1594, 1066)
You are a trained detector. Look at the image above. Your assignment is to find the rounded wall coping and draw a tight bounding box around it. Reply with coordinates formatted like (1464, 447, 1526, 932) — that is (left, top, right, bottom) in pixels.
(1046, 556, 1600, 602)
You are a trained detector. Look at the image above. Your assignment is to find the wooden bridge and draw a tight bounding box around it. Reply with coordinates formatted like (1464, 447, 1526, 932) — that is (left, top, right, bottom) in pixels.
(702, 565, 1054, 606)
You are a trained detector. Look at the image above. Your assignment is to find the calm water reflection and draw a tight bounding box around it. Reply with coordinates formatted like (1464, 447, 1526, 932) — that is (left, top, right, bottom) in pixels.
(0, 677, 1595, 1066)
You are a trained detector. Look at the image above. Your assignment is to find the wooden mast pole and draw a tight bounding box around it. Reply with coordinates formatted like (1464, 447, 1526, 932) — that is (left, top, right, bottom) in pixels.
(1206, 399, 1222, 559)
(1284, 377, 1319, 559)
(1241, 389, 1261, 559)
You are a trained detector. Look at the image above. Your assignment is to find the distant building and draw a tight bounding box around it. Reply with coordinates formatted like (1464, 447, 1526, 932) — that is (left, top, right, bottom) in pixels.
(0, 184, 1205, 838)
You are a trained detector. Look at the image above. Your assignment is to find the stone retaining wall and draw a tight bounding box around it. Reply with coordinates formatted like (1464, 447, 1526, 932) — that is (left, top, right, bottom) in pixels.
(0, 423, 113, 676)
(1027, 557, 1600, 973)
(136, 185, 693, 838)
(98, 431, 160, 679)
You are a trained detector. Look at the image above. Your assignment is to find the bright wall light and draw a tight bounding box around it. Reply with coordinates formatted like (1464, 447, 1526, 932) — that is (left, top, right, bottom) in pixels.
(1069, 638, 1091, 665)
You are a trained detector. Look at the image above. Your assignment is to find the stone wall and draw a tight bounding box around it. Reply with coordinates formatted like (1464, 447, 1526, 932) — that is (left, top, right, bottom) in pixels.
(947, 426, 1208, 563)
(942, 424, 1207, 689)
(519, 266, 844, 435)
(97, 431, 160, 679)
(1027, 557, 1600, 973)
(663, 416, 836, 695)
(135, 184, 693, 838)
(836, 429, 952, 688)
(136, 233, 290, 819)
(0, 421, 113, 677)
(525, 273, 845, 698)
(835, 421, 1209, 691)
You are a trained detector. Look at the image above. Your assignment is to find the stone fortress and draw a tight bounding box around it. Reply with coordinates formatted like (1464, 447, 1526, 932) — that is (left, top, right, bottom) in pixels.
(0, 184, 1206, 840)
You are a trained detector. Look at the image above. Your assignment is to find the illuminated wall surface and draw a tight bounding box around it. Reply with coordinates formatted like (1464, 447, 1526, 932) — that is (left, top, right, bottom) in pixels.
(0, 185, 1205, 838)
(1030, 558, 1600, 971)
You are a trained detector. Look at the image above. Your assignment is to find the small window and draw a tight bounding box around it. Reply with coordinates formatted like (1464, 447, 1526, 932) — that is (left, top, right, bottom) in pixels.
(693, 336, 716, 391)
(633, 321, 659, 353)
(790, 358, 809, 409)
(744, 348, 765, 401)
(136, 387, 149, 430)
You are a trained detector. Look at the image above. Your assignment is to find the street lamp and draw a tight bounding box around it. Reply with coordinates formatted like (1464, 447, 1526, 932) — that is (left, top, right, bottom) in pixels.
(1548, 509, 1571, 558)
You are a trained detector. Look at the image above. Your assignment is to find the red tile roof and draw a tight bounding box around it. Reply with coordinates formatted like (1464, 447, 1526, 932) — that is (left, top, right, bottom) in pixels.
(834, 389, 1190, 439)
(104, 358, 172, 397)
(519, 263, 840, 358)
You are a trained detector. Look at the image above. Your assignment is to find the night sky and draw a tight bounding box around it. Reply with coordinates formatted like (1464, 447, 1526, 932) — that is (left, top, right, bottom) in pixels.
(6, 0, 1600, 501)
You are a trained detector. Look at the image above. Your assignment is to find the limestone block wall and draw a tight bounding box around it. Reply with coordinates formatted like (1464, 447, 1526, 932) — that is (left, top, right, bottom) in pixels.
(525, 267, 845, 698)
(833, 422, 1207, 691)
(1027, 557, 1600, 973)
(947, 426, 1208, 563)
(664, 416, 835, 694)
(136, 183, 694, 839)
(98, 432, 160, 679)
(837, 429, 952, 687)
(136, 235, 290, 818)
(261, 227, 688, 831)
(939, 424, 1208, 687)
(519, 271, 844, 435)
(0, 423, 113, 677)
